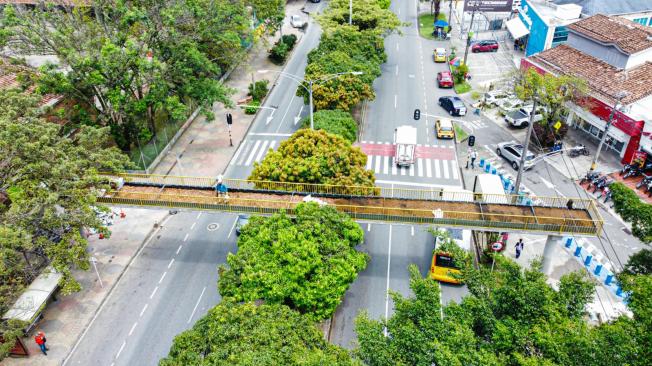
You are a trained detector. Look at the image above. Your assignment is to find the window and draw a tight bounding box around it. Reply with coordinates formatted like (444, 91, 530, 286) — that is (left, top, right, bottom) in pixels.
(633, 17, 648, 26)
(551, 26, 568, 47)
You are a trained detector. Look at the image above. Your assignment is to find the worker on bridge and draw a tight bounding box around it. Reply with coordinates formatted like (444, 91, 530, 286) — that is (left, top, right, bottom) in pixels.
(215, 175, 229, 198)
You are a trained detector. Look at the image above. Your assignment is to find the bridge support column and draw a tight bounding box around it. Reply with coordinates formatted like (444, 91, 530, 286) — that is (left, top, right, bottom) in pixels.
(542, 235, 562, 275)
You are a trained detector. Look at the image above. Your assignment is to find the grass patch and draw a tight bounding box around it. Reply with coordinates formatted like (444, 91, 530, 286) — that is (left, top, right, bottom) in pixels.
(418, 13, 448, 40)
(454, 82, 472, 94)
(454, 122, 469, 143)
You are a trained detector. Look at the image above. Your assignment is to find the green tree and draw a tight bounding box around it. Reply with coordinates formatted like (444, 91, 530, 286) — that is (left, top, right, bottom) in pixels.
(246, 0, 285, 34)
(218, 203, 368, 321)
(160, 302, 359, 365)
(1, 0, 238, 150)
(514, 68, 587, 147)
(319, 0, 402, 36)
(610, 182, 652, 243)
(621, 248, 652, 276)
(300, 109, 358, 142)
(0, 89, 129, 358)
(248, 129, 375, 190)
(354, 256, 651, 366)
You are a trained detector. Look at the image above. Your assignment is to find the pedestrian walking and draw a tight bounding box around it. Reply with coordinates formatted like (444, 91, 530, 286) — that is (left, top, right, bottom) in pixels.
(34, 331, 48, 355)
(466, 147, 472, 169)
(515, 238, 524, 259)
(470, 149, 478, 169)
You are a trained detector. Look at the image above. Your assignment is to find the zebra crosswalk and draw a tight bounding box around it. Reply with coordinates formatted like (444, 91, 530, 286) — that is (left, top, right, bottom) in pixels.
(231, 139, 278, 166)
(365, 155, 459, 180)
(461, 119, 487, 130)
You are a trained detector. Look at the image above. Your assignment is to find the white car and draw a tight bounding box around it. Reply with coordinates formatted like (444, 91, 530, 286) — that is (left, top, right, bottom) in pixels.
(498, 98, 527, 114)
(483, 90, 511, 106)
(496, 142, 537, 170)
(290, 15, 306, 28)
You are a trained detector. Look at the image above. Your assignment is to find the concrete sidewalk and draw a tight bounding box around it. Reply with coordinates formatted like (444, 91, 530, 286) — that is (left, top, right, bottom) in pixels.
(151, 0, 310, 178)
(6, 207, 169, 365)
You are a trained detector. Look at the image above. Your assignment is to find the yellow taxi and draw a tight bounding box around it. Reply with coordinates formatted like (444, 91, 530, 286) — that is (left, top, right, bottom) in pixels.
(435, 118, 455, 139)
(433, 47, 447, 62)
(430, 251, 463, 284)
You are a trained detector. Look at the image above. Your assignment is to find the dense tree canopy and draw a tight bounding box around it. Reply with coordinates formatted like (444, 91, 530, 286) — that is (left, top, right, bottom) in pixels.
(621, 248, 652, 276)
(319, 0, 402, 36)
(218, 203, 368, 321)
(300, 109, 358, 142)
(355, 256, 652, 366)
(249, 129, 375, 189)
(610, 182, 652, 243)
(0, 0, 245, 150)
(0, 89, 129, 358)
(160, 302, 359, 366)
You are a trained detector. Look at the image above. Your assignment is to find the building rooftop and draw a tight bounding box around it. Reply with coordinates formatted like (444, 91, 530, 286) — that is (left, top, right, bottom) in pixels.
(567, 14, 652, 54)
(528, 44, 652, 105)
(553, 0, 652, 16)
(0, 58, 62, 108)
(526, 0, 582, 26)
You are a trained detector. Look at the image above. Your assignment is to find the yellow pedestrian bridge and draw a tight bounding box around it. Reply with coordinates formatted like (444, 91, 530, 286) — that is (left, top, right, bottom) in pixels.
(99, 173, 603, 237)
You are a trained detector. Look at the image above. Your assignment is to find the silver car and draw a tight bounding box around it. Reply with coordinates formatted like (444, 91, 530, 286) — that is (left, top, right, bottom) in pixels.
(496, 142, 536, 170)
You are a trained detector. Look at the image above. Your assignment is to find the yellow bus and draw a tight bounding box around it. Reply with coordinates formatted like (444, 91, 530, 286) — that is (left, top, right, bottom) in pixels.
(430, 251, 463, 284)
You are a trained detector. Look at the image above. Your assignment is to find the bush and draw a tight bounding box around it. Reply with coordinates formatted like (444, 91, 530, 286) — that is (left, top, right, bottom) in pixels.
(269, 41, 289, 64)
(281, 34, 297, 49)
(610, 182, 652, 243)
(452, 64, 468, 84)
(244, 99, 259, 114)
(248, 80, 269, 102)
(300, 109, 358, 142)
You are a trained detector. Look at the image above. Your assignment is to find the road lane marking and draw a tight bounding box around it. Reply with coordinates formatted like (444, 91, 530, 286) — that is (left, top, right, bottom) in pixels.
(228, 216, 238, 239)
(230, 143, 245, 165)
(367, 223, 371, 232)
(391, 158, 397, 175)
(278, 96, 296, 130)
(366, 155, 373, 170)
(140, 303, 148, 317)
(167, 258, 175, 269)
(396, 43, 399, 52)
(190, 222, 196, 230)
(183, 233, 189, 242)
(394, 94, 397, 109)
(248, 132, 292, 137)
(196, 212, 202, 219)
(395, 65, 398, 76)
(411, 226, 414, 236)
(128, 322, 138, 336)
(409, 163, 415, 176)
(245, 140, 262, 166)
(443, 161, 450, 179)
(188, 287, 207, 324)
(417, 158, 423, 177)
(452, 160, 459, 179)
(374, 180, 462, 188)
(62, 215, 173, 366)
(384, 225, 393, 336)
(383, 156, 389, 174)
(176, 245, 182, 255)
(375, 155, 381, 173)
(150, 286, 158, 299)
(116, 341, 126, 359)
(159, 271, 167, 284)
(269, 140, 277, 150)
(426, 158, 432, 177)
(255, 140, 270, 162)
(434, 159, 441, 178)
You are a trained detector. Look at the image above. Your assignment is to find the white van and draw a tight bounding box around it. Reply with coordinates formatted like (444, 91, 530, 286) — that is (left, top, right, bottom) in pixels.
(473, 174, 508, 203)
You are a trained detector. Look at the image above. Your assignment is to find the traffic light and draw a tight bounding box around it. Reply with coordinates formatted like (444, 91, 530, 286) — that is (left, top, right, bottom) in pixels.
(226, 113, 233, 125)
(413, 109, 421, 121)
(468, 135, 475, 147)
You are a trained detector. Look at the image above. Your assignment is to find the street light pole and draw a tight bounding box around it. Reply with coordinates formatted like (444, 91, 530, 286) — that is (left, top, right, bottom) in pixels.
(462, 1, 479, 65)
(589, 92, 628, 171)
(513, 97, 538, 195)
(309, 80, 314, 130)
(349, 0, 352, 25)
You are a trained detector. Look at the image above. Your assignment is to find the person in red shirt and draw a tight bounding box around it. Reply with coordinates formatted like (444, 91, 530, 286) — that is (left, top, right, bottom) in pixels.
(34, 331, 48, 355)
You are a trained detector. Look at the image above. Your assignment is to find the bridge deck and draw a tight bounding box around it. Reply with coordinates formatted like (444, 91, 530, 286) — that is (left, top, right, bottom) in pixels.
(100, 182, 602, 236)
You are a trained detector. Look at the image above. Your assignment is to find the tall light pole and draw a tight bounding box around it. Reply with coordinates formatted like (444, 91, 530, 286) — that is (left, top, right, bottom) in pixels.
(349, 0, 353, 25)
(463, 0, 481, 65)
(258, 70, 363, 129)
(513, 95, 538, 195)
(589, 91, 628, 172)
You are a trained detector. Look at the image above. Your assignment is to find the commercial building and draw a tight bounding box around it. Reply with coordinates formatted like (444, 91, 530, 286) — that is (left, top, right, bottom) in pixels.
(522, 14, 652, 164)
(553, 0, 652, 26)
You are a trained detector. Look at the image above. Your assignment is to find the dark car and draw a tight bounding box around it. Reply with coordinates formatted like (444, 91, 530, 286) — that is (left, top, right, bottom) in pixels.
(438, 96, 467, 116)
(235, 214, 250, 235)
(472, 40, 499, 53)
(437, 71, 454, 88)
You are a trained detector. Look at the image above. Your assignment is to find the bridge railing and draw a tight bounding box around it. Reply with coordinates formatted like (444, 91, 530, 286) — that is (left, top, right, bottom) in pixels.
(108, 172, 598, 210)
(100, 190, 601, 236)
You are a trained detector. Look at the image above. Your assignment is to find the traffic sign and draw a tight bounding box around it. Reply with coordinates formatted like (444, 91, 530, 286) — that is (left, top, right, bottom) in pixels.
(491, 242, 503, 251)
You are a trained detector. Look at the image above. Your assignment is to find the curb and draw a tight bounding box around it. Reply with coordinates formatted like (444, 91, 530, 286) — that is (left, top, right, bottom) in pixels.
(62, 212, 171, 365)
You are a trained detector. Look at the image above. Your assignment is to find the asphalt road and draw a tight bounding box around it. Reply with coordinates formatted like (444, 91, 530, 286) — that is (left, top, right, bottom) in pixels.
(65, 212, 239, 366)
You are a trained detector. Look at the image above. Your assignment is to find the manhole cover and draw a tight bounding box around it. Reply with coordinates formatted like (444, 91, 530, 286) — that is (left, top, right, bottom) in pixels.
(207, 223, 220, 231)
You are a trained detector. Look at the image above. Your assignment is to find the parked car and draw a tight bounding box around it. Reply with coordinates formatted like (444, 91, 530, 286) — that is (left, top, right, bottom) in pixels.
(497, 98, 527, 114)
(435, 118, 455, 139)
(437, 71, 454, 88)
(496, 142, 537, 170)
(472, 40, 499, 52)
(505, 108, 544, 128)
(235, 214, 250, 235)
(308, 0, 321, 2)
(434, 47, 447, 62)
(290, 15, 306, 28)
(483, 90, 511, 106)
(439, 96, 467, 116)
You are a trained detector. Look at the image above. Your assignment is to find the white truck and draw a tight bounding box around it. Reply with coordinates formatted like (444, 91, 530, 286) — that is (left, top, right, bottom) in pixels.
(394, 125, 417, 166)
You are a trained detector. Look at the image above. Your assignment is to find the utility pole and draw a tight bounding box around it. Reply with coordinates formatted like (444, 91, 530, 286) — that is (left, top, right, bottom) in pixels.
(513, 97, 538, 194)
(462, 1, 480, 65)
(308, 80, 315, 129)
(349, 0, 352, 25)
(449, 0, 454, 29)
(589, 91, 628, 171)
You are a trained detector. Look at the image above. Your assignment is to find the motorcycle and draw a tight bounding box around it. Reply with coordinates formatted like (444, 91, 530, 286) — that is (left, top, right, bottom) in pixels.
(587, 173, 605, 191)
(593, 176, 613, 193)
(637, 174, 652, 190)
(624, 165, 643, 179)
(645, 180, 652, 194)
(603, 187, 612, 203)
(568, 144, 590, 158)
(621, 164, 634, 176)
(580, 171, 601, 185)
